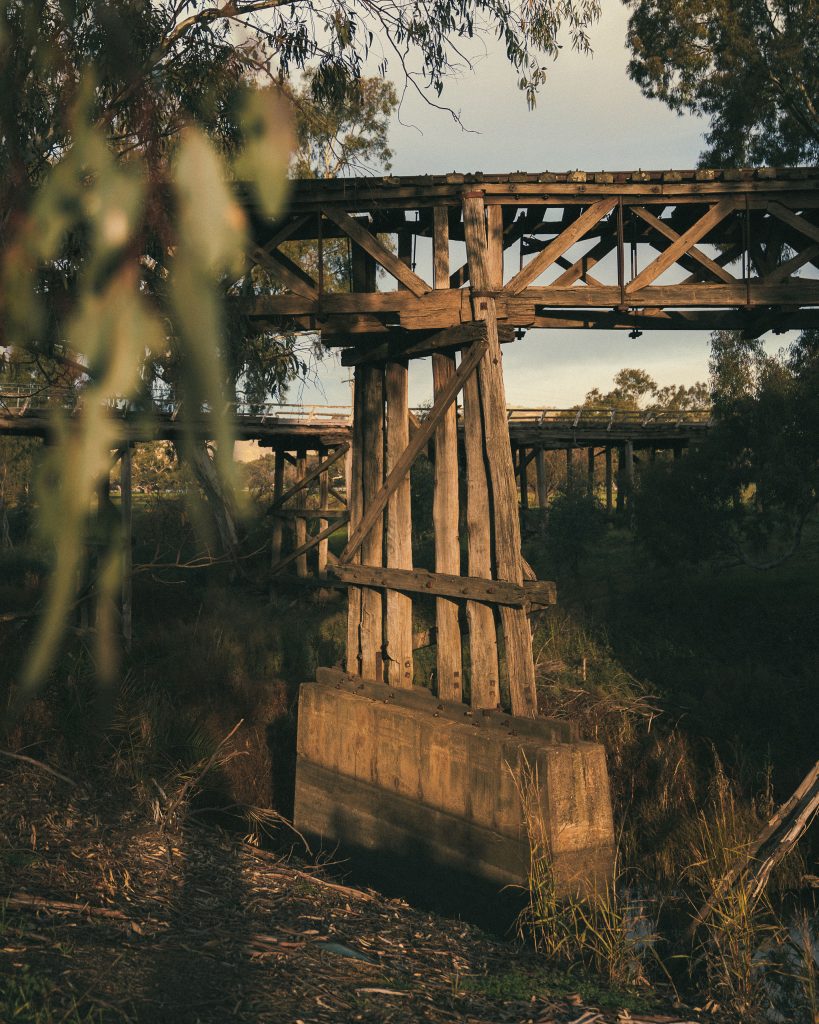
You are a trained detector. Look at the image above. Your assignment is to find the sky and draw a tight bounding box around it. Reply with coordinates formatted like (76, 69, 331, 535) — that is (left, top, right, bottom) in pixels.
(288, 4, 781, 409)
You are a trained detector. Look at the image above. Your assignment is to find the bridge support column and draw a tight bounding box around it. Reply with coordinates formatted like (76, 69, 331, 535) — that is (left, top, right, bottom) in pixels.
(566, 447, 574, 492)
(519, 447, 529, 511)
(605, 446, 613, 515)
(616, 446, 625, 515)
(587, 447, 595, 497)
(294, 449, 308, 577)
(536, 447, 548, 510)
(623, 440, 634, 511)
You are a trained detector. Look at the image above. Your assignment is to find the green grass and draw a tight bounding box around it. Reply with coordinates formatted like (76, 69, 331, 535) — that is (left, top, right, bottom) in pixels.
(459, 965, 664, 1014)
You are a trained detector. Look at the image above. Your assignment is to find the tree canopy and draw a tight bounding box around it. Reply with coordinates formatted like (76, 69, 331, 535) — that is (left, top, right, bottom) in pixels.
(624, 0, 819, 166)
(584, 368, 709, 412)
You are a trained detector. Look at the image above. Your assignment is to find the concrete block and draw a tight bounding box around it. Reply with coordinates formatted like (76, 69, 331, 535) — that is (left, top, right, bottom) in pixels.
(294, 669, 614, 902)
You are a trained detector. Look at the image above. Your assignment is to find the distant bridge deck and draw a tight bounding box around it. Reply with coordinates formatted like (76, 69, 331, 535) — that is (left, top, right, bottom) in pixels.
(0, 386, 709, 451)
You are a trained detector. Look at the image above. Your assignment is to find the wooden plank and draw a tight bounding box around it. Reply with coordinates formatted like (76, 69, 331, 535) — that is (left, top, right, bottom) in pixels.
(271, 514, 349, 575)
(322, 207, 431, 297)
(464, 191, 538, 717)
(432, 206, 464, 703)
(270, 507, 345, 519)
(625, 199, 735, 293)
(330, 564, 556, 607)
(359, 364, 384, 680)
(503, 198, 618, 294)
(268, 442, 350, 511)
(346, 371, 364, 675)
(294, 449, 308, 577)
(318, 446, 329, 578)
(384, 360, 413, 688)
(631, 206, 736, 283)
(340, 338, 488, 563)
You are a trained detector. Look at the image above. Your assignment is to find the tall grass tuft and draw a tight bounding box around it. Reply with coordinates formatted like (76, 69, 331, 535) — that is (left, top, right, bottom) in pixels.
(685, 765, 788, 1021)
(512, 756, 653, 990)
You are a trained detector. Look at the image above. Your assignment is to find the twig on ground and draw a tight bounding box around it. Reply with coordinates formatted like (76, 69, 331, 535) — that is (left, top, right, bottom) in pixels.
(0, 749, 77, 787)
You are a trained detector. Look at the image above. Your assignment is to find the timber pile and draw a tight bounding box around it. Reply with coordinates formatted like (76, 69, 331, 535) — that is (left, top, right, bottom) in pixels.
(0, 758, 709, 1024)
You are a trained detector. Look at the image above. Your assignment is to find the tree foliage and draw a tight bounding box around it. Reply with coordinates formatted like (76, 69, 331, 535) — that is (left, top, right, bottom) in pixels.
(624, 0, 819, 166)
(634, 331, 819, 568)
(584, 368, 709, 412)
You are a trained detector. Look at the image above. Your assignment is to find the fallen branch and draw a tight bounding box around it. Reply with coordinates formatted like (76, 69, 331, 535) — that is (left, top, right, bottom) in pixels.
(3, 893, 127, 919)
(0, 749, 77, 787)
(160, 719, 244, 831)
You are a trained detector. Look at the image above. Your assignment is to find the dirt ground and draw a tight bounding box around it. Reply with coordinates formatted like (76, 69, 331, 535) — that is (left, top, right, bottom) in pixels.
(0, 759, 708, 1024)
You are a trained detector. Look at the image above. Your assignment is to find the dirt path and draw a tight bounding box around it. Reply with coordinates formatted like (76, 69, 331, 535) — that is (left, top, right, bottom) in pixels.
(0, 763, 705, 1024)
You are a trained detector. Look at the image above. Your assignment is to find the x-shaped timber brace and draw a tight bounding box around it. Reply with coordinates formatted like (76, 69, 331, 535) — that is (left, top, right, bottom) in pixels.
(245, 168, 819, 716)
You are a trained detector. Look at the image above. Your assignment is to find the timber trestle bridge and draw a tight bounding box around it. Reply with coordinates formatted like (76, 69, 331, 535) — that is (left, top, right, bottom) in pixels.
(6, 167, 818, 899)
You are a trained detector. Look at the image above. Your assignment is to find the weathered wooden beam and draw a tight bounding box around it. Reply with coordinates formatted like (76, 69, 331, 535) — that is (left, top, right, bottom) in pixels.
(339, 321, 492, 366)
(359, 364, 384, 680)
(464, 192, 538, 717)
(271, 514, 349, 575)
(294, 449, 308, 577)
(322, 207, 431, 296)
(250, 245, 318, 298)
(340, 338, 488, 564)
(536, 447, 547, 509)
(385, 359, 414, 688)
(432, 205, 464, 704)
(626, 199, 735, 293)
(268, 442, 350, 511)
(346, 370, 364, 675)
(504, 198, 618, 294)
(318, 446, 329, 578)
(631, 206, 737, 284)
(330, 564, 556, 608)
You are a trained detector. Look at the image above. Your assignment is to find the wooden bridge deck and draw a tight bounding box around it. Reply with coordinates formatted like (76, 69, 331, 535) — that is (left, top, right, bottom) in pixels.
(0, 388, 709, 450)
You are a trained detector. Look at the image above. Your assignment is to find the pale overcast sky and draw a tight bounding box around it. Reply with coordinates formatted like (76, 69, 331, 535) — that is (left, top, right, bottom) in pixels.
(288, 5, 785, 409)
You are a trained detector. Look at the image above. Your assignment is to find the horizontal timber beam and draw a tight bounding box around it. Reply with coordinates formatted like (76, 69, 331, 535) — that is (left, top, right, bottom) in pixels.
(329, 563, 557, 608)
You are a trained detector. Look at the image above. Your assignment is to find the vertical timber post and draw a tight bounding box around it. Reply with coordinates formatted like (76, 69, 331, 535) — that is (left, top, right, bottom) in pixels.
(587, 447, 595, 496)
(519, 447, 529, 511)
(346, 373, 364, 674)
(605, 446, 613, 515)
(624, 439, 634, 511)
(460, 209, 500, 709)
(536, 447, 547, 510)
(431, 206, 463, 702)
(463, 193, 537, 717)
(566, 447, 574, 492)
(360, 364, 384, 680)
(385, 358, 413, 688)
(294, 449, 308, 577)
(317, 446, 329, 578)
(616, 446, 625, 515)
